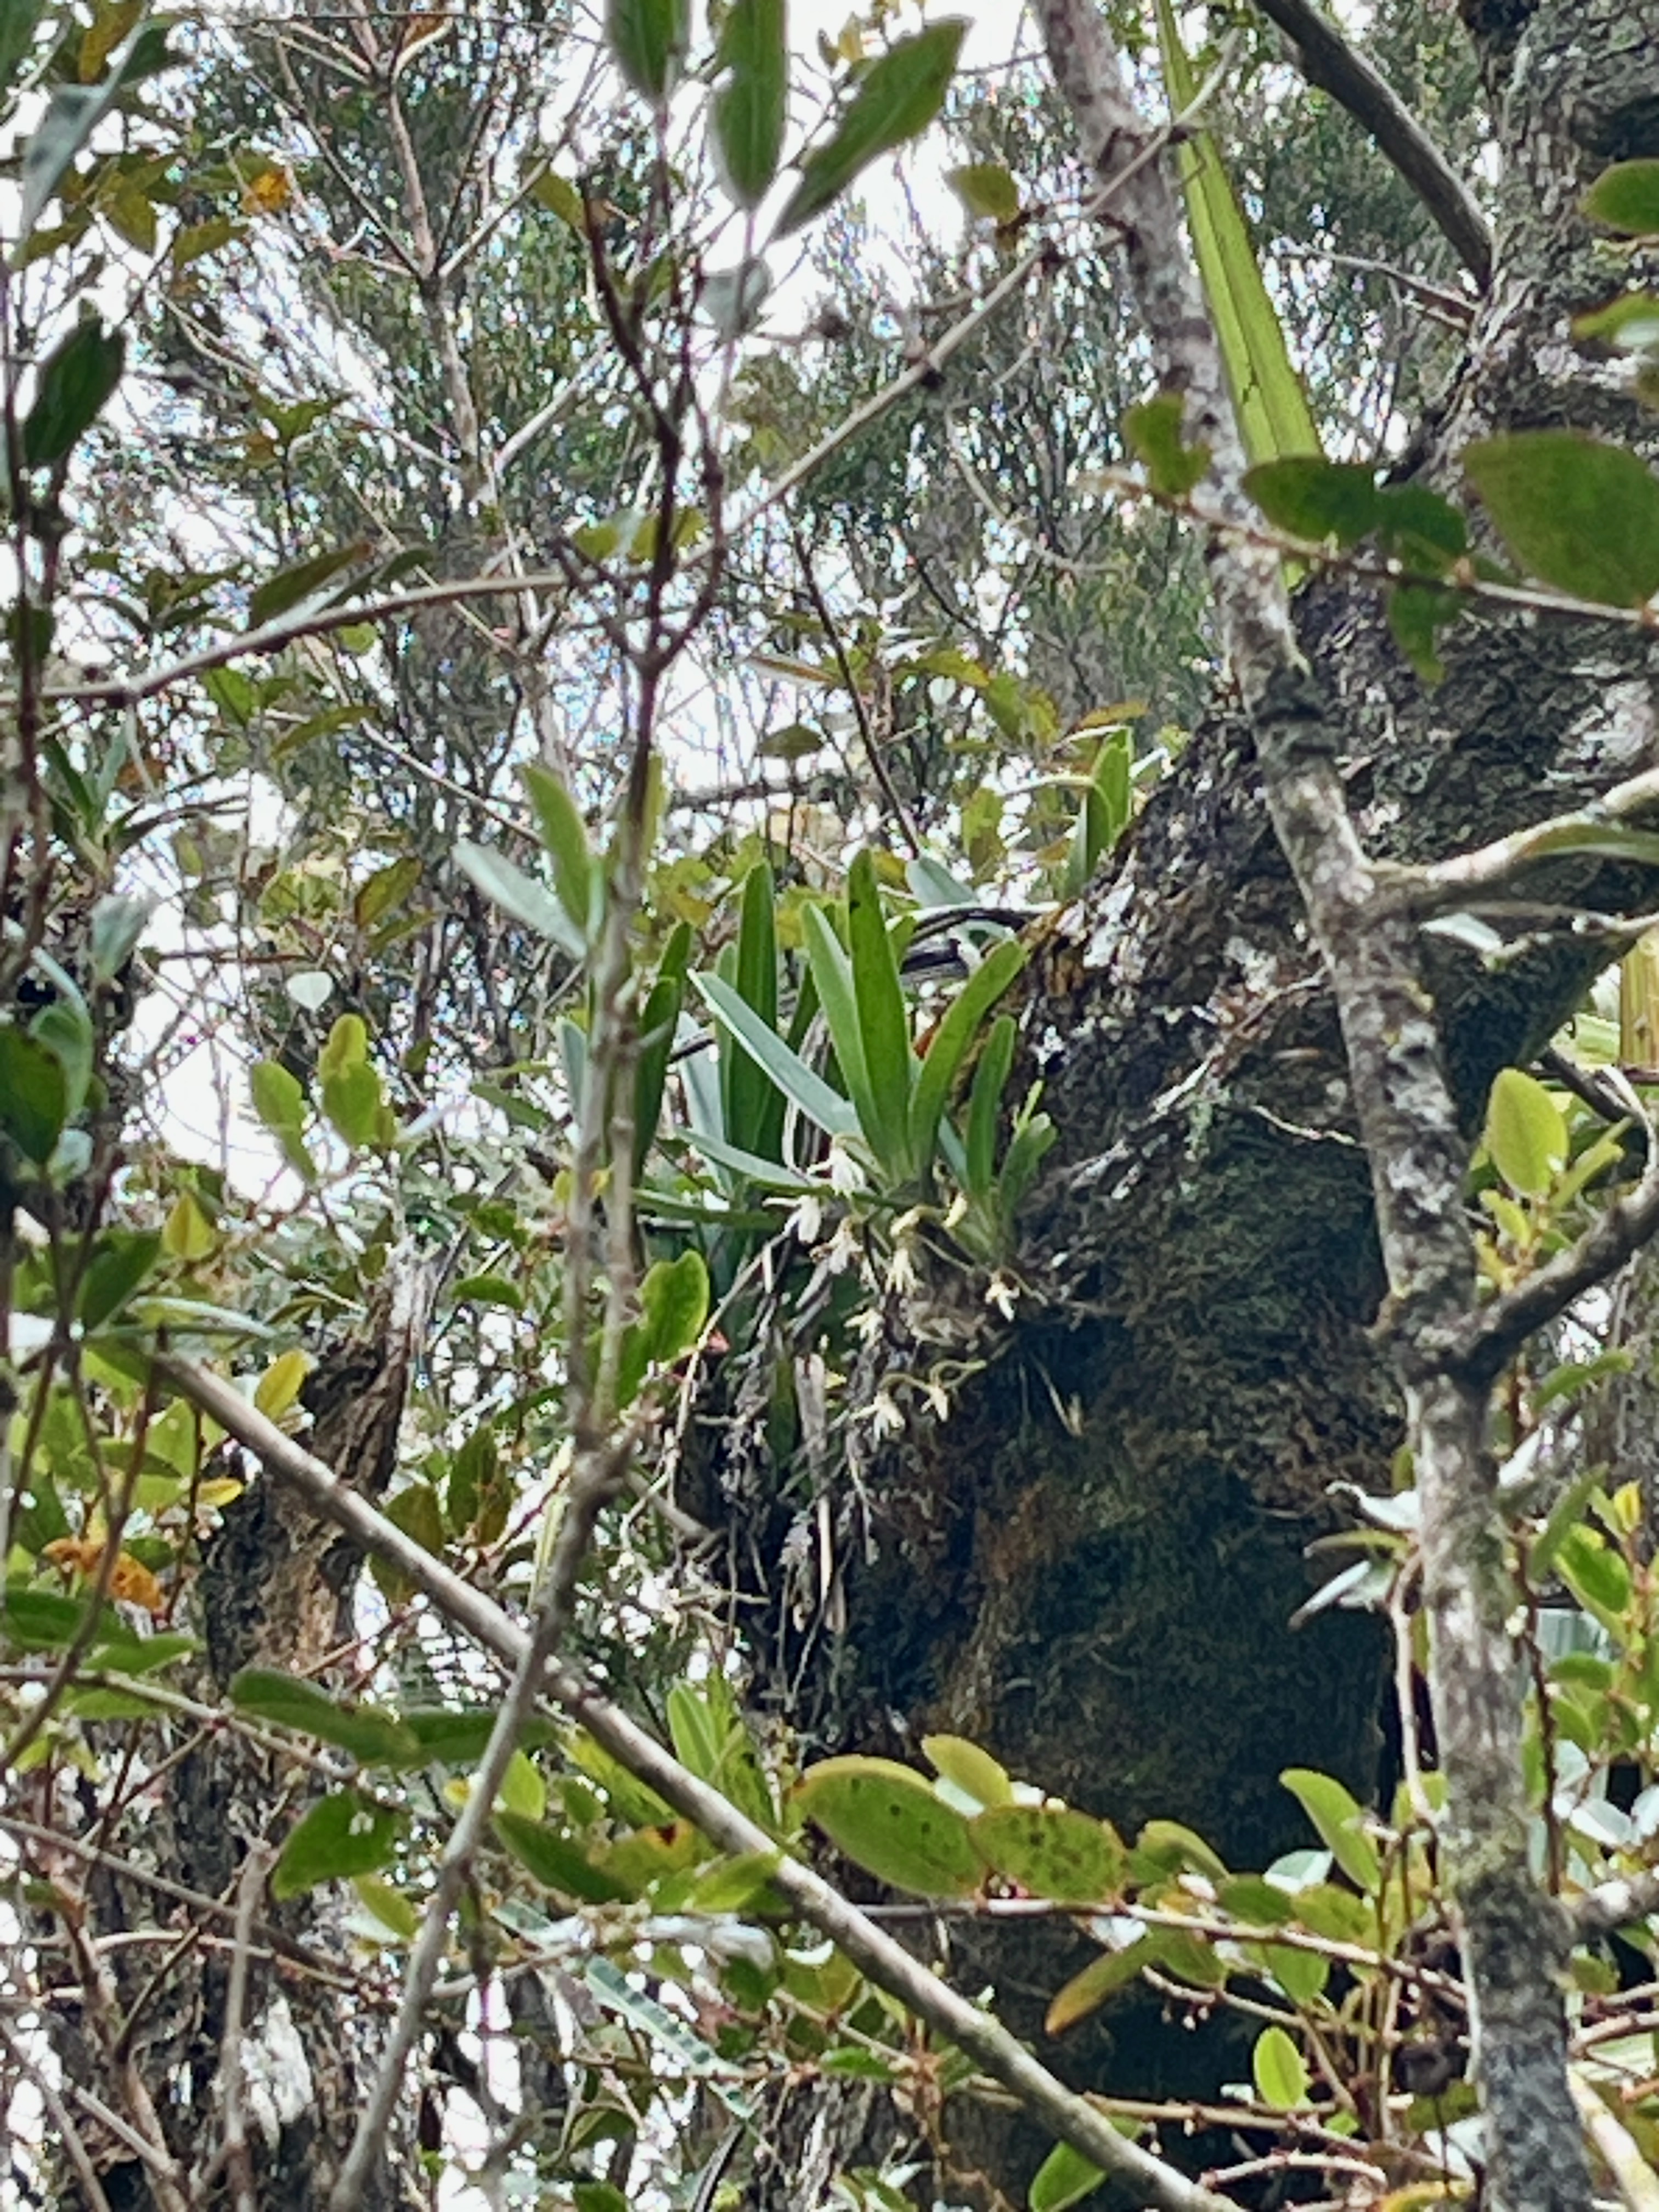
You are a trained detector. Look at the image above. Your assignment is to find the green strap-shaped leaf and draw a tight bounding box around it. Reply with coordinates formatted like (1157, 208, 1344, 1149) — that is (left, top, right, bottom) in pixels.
(801, 902, 881, 1153)
(723, 864, 785, 1162)
(454, 839, 586, 960)
(964, 1012, 1017, 1197)
(1153, 0, 1320, 469)
(692, 972, 858, 1139)
(22, 319, 124, 470)
(713, 0, 788, 208)
(847, 851, 915, 1182)
(780, 20, 966, 235)
(606, 0, 688, 99)
(522, 763, 596, 939)
(911, 940, 1025, 1186)
(634, 919, 691, 1175)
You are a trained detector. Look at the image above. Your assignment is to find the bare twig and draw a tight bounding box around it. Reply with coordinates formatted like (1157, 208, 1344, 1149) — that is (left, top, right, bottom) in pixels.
(216, 1843, 275, 2212)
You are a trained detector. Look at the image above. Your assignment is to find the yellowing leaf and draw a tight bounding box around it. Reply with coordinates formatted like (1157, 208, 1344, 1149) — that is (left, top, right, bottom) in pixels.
(162, 1190, 217, 1260)
(797, 1755, 983, 1895)
(1485, 1066, 1567, 1197)
(254, 1348, 312, 1420)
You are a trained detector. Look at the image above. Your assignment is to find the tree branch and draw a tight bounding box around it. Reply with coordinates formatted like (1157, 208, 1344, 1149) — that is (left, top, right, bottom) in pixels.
(1249, 0, 1491, 285)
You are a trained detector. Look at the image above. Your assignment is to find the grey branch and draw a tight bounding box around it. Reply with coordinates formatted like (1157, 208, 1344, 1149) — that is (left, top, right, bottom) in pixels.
(1250, 0, 1491, 285)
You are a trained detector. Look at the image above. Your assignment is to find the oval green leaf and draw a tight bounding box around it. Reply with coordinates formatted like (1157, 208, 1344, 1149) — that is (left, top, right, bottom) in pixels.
(780, 20, 966, 235)
(713, 0, 787, 207)
(272, 1788, 400, 1899)
(1279, 1768, 1381, 1895)
(1465, 432, 1659, 608)
(797, 1754, 983, 1895)
(1485, 1066, 1567, 1197)
(973, 1804, 1125, 1905)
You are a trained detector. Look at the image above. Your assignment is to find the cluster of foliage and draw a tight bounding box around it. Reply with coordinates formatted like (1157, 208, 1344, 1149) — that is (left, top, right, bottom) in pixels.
(9, 0, 1659, 2207)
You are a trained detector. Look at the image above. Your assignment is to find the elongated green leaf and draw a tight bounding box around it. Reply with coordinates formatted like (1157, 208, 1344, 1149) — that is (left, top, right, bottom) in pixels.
(454, 840, 586, 960)
(1045, 1933, 1165, 2033)
(0, 1026, 67, 1164)
(713, 0, 787, 207)
(495, 1813, 631, 1901)
(521, 763, 595, 937)
(230, 1668, 422, 1768)
(686, 1128, 821, 1193)
(80, 1229, 163, 1330)
(964, 1012, 1017, 1196)
(1154, 0, 1320, 468)
(618, 1250, 709, 1406)
(780, 20, 966, 235)
(634, 921, 691, 1175)
(848, 851, 915, 1181)
(1465, 432, 1659, 607)
(249, 543, 368, 628)
(249, 1058, 314, 1182)
(724, 864, 785, 1162)
(0, 0, 42, 100)
(922, 1733, 1013, 1810)
(802, 900, 891, 1170)
(1029, 2141, 1107, 2212)
(1279, 1768, 1381, 1895)
(607, 0, 687, 98)
(22, 319, 124, 470)
(911, 940, 1025, 1184)
(694, 972, 858, 1139)
(273, 1788, 400, 1899)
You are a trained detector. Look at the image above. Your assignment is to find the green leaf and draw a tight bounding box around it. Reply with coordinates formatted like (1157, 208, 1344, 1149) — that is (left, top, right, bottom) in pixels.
(1386, 582, 1459, 684)
(635, 921, 691, 1175)
(964, 1012, 1017, 1197)
(249, 1058, 314, 1181)
(1555, 1525, 1633, 1637)
(1279, 1769, 1381, 1894)
(1485, 1066, 1567, 1197)
(618, 1249, 709, 1406)
(693, 972, 858, 1140)
(801, 902, 881, 1155)
(780, 21, 967, 235)
(847, 850, 915, 1182)
(1028, 2141, 1107, 2212)
(272, 1788, 400, 1899)
(33, 997, 93, 1119)
(454, 840, 586, 960)
(684, 1129, 822, 1193)
(230, 1669, 422, 1768)
(498, 1748, 547, 1822)
(1122, 391, 1209, 498)
(354, 1874, 420, 1939)
(1045, 1934, 1164, 2033)
(1245, 458, 1378, 546)
(88, 892, 150, 983)
(713, 0, 787, 207)
(249, 543, 368, 628)
(1252, 2024, 1311, 2110)
(922, 1733, 1013, 1809)
(724, 864, 785, 1163)
(1465, 433, 1659, 608)
(972, 1804, 1126, 1905)
(2, 1584, 94, 1651)
(0, 1026, 67, 1164)
(1153, 0, 1320, 469)
(607, 0, 688, 99)
(797, 1754, 983, 1895)
(355, 856, 422, 929)
(80, 1228, 162, 1329)
(22, 318, 124, 469)
(1584, 160, 1659, 238)
(946, 162, 1020, 224)
(521, 763, 595, 938)
(668, 1677, 777, 1830)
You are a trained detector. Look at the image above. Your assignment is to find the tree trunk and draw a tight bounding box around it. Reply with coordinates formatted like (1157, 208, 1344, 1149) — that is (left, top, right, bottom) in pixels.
(692, 1, 1659, 2199)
